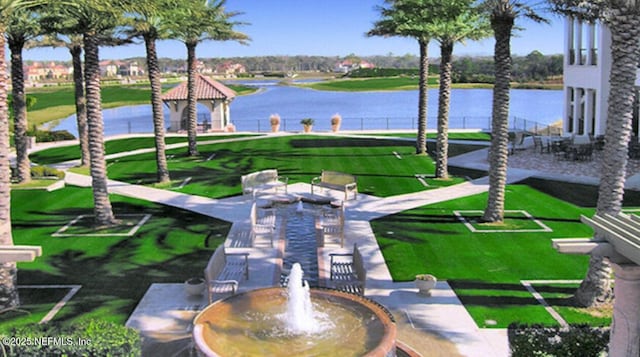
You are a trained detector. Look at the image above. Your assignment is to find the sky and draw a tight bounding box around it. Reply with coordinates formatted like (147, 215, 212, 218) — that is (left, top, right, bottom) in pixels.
(23, 0, 567, 62)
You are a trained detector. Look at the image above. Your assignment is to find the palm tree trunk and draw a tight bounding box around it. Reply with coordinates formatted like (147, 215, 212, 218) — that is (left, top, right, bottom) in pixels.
(83, 33, 116, 226)
(0, 27, 19, 310)
(70, 45, 89, 167)
(575, 11, 640, 307)
(186, 41, 198, 157)
(9, 36, 30, 184)
(435, 41, 454, 179)
(416, 39, 428, 155)
(144, 33, 170, 183)
(482, 16, 514, 223)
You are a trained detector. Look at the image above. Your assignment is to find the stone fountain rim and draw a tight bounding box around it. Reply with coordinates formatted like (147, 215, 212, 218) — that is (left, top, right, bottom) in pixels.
(193, 287, 398, 357)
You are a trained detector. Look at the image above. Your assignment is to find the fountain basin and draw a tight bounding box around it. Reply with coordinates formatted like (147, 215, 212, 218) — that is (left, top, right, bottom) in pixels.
(193, 287, 397, 357)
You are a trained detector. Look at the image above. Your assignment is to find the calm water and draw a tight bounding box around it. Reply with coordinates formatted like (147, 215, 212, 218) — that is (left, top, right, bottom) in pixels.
(52, 80, 563, 136)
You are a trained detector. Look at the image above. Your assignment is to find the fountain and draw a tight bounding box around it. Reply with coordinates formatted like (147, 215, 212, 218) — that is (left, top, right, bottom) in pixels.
(193, 262, 416, 357)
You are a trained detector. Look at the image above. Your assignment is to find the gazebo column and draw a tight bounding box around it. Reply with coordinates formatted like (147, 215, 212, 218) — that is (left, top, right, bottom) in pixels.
(610, 262, 640, 357)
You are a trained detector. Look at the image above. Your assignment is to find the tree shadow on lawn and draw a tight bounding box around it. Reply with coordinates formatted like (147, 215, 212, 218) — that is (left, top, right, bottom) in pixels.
(15, 240, 218, 324)
(290, 138, 413, 148)
(450, 280, 580, 308)
(449, 280, 540, 307)
(375, 210, 584, 226)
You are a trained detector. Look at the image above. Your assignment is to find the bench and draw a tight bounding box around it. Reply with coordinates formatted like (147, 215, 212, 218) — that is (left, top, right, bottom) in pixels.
(329, 244, 366, 295)
(311, 170, 357, 200)
(241, 169, 288, 196)
(204, 245, 249, 302)
(319, 204, 345, 247)
(250, 202, 277, 247)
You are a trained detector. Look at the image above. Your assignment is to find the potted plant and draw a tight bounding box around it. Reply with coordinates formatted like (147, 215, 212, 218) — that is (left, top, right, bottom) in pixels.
(300, 118, 314, 133)
(269, 113, 281, 133)
(184, 277, 205, 296)
(414, 274, 437, 296)
(331, 113, 342, 132)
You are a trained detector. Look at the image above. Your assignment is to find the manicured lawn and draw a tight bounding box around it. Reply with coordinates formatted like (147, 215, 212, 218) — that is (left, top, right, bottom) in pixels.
(26, 83, 256, 127)
(370, 184, 609, 327)
(104, 135, 465, 198)
(3, 187, 229, 332)
(303, 76, 439, 91)
(29, 134, 259, 165)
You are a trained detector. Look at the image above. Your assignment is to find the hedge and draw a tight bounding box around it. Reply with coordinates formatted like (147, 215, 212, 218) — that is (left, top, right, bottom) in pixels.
(3, 320, 141, 356)
(508, 323, 609, 357)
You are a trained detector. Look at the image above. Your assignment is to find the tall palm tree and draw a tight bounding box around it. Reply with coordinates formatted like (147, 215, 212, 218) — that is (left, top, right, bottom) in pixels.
(167, 0, 248, 157)
(481, 0, 547, 223)
(0, 0, 46, 312)
(57, 0, 133, 226)
(431, 2, 490, 179)
(31, 34, 89, 166)
(7, 7, 40, 184)
(550, 0, 640, 307)
(368, 0, 438, 155)
(124, 0, 173, 183)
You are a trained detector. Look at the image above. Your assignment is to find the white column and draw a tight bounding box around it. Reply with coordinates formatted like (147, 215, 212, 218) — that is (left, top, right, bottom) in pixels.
(610, 263, 640, 357)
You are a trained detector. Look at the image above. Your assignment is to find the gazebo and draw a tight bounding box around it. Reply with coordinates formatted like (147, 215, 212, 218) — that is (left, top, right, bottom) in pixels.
(162, 74, 236, 132)
(553, 213, 640, 356)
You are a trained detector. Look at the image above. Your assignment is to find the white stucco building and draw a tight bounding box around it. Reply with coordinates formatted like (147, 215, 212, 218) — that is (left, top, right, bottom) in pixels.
(563, 17, 640, 137)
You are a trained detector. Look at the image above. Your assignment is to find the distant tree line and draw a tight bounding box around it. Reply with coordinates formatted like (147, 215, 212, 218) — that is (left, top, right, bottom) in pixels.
(60, 50, 563, 83)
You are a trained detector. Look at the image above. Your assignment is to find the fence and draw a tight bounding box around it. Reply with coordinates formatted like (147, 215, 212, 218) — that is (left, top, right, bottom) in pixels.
(232, 115, 560, 134)
(78, 113, 560, 137)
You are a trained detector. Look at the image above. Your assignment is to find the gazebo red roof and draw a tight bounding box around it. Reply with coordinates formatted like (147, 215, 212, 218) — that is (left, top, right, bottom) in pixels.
(161, 74, 236, 101)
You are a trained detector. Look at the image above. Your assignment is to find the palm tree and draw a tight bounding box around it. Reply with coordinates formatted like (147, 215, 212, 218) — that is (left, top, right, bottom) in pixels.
(57, 0, 133, 226)
(7, 7, 40, 184)
(167, 0, 248, 157)
(31, 34, 89, 166)
(431, 2, 490, 179)
(481, 0, 547, 223)
(368, 0, 437, 155)
(124, 0, 173, 183)
(550, 0, 640, 307)
(0, 0, 47, 312)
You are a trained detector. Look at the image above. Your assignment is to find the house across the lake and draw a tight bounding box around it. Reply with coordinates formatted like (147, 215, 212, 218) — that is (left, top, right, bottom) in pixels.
(562, 17, 640, 137)
(161, 74, 237, 133)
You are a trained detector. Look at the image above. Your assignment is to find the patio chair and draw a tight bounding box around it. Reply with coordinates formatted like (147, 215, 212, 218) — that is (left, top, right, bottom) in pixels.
(575, 144, 594, 161)
(533, 136, 550, 154)
(509, 131, 526, 154)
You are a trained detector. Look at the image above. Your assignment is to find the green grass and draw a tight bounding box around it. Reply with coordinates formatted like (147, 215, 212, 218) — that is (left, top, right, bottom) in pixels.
(302, 76, 439, 91)
(28, 86, 153, 127)
(362, 132, 492, 141)
(27, 83, 256, 128)
(370, 184, 602, 327)
(104, 135, 464, 198)
(3, 187, 230, 331)
(29, 134, 259, 165)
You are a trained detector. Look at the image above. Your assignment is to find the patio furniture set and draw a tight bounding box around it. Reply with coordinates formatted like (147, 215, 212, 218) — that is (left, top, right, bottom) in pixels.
(529, 134, 601, 161)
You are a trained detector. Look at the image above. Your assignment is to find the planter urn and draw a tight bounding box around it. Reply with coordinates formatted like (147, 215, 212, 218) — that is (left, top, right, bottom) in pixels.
(414, 274, 437, 296)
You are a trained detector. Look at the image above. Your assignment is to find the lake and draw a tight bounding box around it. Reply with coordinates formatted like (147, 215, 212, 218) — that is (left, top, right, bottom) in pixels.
(52, 81, 563, 136)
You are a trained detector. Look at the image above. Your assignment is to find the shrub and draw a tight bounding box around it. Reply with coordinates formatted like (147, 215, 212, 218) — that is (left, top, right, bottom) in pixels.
(36, 130, 76, 142)
(508, 323, 609, 357)
(5, 320, 141, 356)
(300, 118, 314, 126)
(30, 165, 65, 179)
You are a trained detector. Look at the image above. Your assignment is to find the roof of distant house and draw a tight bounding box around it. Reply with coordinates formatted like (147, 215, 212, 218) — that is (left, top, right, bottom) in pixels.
(161, 74, 236, 101)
